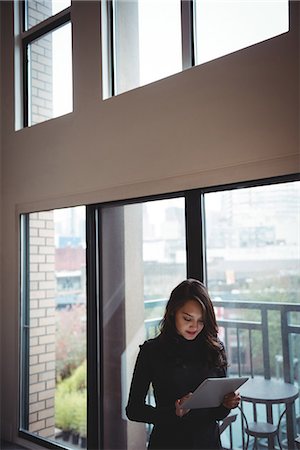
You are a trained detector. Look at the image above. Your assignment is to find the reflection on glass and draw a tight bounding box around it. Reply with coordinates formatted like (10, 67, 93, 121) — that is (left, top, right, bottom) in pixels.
(195, 0, 289, 65)
(143, 199, 187, 326)
(27, 206, 86, 449)
(101, 197, 186, 449)
(28, 23, 73, 126)
(26, 0, 71, 30)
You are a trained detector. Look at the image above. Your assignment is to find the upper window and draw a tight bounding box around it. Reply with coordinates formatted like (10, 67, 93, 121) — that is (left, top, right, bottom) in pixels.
(194, 0, 289, 65)
(17, 0, 73, 127)
(107, 0, 183, 96)
(102, 0, 289, 98)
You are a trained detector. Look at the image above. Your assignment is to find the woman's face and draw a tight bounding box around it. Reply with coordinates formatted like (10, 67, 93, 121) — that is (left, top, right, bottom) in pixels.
(175, 299, 204, 340)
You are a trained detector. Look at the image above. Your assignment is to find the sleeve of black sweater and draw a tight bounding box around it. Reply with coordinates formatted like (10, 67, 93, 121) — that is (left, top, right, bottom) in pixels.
(126, 343, 181, 426)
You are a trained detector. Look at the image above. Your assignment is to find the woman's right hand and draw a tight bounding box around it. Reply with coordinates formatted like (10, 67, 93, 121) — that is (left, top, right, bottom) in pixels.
(175, 393, 192, 417)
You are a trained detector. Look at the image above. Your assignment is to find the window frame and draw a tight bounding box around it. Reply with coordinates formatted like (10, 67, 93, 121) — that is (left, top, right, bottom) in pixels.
(19, 214, 30, 432)
(18, 206, 87, 450)
(102, 0, 195, 98)
(18, 1, 71, 127)
(19, 172, 299, 449)
(103, 0, 290, 99)
(89, 172, 300, 450)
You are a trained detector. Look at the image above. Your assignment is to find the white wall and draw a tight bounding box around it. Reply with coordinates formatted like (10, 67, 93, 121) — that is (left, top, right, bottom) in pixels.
(0, 0, 299, 446)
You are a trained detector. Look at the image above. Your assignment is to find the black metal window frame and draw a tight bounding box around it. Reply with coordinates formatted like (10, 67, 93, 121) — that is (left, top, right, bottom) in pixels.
(19, 214, 30, 432)
(19, 210, 70, 449)
(18, 0, 71, 127)
(19, 172, 299, 449)
(87, 172, 300, 449)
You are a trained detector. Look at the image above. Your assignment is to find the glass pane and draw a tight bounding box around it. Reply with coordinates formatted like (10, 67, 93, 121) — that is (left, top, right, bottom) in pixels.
(195, 0, 289, 65)
(205, 182, 299, 304)
(24, 207, 86, 449)
(204, 182, 300, 449)
(138, 0, 182, 88)
(26, 0, 71, 30)
(101, 197, 186, 449)
(113, 0, 182, 95)
(28, 23, 73, 126)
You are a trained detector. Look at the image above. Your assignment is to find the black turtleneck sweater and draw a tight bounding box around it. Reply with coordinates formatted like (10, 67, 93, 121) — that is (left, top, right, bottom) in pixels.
(126, 333, 230, 450)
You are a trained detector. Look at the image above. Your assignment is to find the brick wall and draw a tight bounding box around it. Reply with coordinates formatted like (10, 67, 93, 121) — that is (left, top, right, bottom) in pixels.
(29, 211, 56, 438)
(27, 1, 53, 125)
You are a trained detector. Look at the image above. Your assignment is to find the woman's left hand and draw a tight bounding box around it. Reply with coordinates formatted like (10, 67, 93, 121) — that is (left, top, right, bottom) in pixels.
(175, 393, 192, 417)
(222, 391, 241, 409)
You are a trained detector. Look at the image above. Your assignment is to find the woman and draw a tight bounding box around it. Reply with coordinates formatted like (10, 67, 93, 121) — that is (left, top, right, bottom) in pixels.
(126, 279, 240, 449)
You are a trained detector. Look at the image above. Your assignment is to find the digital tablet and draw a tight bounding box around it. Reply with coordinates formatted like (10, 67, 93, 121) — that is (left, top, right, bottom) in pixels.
(181, 376, 249, 409)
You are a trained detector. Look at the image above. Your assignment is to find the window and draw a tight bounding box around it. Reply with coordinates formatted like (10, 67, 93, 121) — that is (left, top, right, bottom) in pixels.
(204, 182, 299, 306)
(101, 0, 187, 98)
(100, 197, 186, 449)
(194, 0, 289, 65)
(105, 0, 183, 96)
(20, 176, 299, 450)
(20, 207, 86, 449)
(204, 181, 300, 448)
(16, 0, 72, 127)
(102, 0, 289, 98)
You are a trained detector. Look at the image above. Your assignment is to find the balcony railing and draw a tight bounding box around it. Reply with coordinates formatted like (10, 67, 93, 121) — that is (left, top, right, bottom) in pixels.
(144, 297, 300, 449)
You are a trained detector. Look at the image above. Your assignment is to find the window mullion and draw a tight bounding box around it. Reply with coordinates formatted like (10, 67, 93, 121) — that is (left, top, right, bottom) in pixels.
(21, 7, 71, 43)
(185, 190, 206, 282)
(181, 0, 195, 69)
(101, 0, 115, 98)
(86, 206, 102, 450)
(22, 39, 29, 127)
(20, 214, 30, 431)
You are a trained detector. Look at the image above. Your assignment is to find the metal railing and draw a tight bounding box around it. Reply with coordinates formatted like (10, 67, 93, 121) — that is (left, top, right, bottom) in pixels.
(145, 298, 300, 381)
(213, 299, 300, 383)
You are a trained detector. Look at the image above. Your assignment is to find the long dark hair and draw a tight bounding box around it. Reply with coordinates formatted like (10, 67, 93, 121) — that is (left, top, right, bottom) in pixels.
(160, 278, 227, 367)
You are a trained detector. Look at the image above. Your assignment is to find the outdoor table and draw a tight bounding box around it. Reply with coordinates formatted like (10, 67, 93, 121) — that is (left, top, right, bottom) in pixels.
(239, 378, 299, 449)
